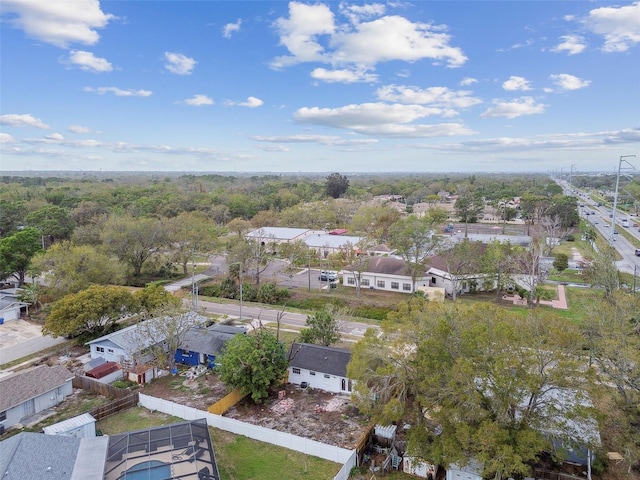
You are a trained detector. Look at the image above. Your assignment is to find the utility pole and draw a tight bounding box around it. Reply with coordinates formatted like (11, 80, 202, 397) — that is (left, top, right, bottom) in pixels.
(610, 155, 636, 244)
(569, 164, 576, 189)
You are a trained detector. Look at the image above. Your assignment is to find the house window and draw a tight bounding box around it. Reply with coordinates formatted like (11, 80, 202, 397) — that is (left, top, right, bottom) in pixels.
(361, 279, 370, 286)
(96, 347, 104, 353)
(347, 277, 355, 285)
(0, 411, 6, 421)
(107, 349, 114, 353)
(324, 374, 330, 379)
(377, 280, 385, 288)
(391, 282, 399, 290)
(310, 371, 316, 376)
(56, 387, 63, 396)
(292, 367, 300, 374)
(430, 277, 436, 285)
(403, 283, 411, 291)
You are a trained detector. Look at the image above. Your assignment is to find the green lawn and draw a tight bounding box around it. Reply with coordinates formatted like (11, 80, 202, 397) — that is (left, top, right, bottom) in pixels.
(97, 407, 341, 480)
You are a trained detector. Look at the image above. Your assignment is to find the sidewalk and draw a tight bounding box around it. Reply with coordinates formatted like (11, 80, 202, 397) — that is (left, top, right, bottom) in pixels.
(503, 284, 568, 310)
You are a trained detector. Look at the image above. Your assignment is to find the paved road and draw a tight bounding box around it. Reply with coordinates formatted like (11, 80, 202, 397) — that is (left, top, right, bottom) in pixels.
(197, 299, 376, 338)
(0, 331, 68, 365)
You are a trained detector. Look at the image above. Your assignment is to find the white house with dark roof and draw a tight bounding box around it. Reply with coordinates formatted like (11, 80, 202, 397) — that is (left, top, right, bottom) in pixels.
(0, 365, 74, 431)
(342, 256, 430, 294)
(287, 343, 353, 394)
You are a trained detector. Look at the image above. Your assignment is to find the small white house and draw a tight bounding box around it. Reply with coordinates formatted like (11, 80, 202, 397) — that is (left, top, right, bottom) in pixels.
(287, 343, 353, 394)
(0, 290, 29, 322)
(43, 412, 96, 438)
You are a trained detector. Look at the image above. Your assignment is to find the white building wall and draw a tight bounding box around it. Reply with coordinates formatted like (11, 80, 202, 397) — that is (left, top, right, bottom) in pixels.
(288, 367, 351, 394)
(89, 344, 127, 363)
(343, 272, 430, 294)
(3, 382, 72, 429)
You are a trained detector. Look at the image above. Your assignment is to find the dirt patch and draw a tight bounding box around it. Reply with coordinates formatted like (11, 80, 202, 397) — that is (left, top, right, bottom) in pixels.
(140, 368, 230, 411)
(224, 386, 369, 449)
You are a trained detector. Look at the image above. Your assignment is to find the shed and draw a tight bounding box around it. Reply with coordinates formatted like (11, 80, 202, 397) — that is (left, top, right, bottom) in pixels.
(85, 361, 123, 384)
(43, 413, 96, 438)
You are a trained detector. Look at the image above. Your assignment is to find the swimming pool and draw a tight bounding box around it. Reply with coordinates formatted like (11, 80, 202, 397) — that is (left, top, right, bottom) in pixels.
(121, 460, 172, 480)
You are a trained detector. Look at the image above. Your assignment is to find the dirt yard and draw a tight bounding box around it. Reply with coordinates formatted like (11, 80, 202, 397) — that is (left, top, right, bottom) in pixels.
(139, 369, 370, 449)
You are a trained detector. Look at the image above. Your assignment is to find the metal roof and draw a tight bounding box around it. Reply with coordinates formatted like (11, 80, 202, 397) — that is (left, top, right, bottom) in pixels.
(43, 413, 96, 435)
(303, 234, 364, 249)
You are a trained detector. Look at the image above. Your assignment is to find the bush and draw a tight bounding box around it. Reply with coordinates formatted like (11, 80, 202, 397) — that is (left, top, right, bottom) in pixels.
(352, 305, 390, 321)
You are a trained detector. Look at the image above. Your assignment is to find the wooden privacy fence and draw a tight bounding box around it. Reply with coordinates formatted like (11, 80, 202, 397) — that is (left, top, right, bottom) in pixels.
(88, 393, 139, 421)
(208, 388, 246, 415)
(532, 469, 585, 480)
(72, 375, 131, 399)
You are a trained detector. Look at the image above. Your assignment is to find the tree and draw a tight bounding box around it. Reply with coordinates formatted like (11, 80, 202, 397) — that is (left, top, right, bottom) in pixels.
(512, 239, 547, 307)
(278, 240, 309, 288)
(125, 310, 206, 370)
(0, 228, 42, 286)
(299, 307, 341, 346)
(390, 212, 444, 290)
(0, 198, 26, 237)
(25, 204, 75, 243)
(481, 240, 517, 300)
(339, 240, 371, 297)
(228, 232, 273, 285)
(226, 217, 252, 237)
(454, 191, 484, 238)
(100, 214, 167, 277)
(166, 211, 219, 276)
(217, 327, 288, 403)
(133, 284, 182, 318)
(29, 241, 125, 299)
(351, 205, 402, 243)
(581, 245, 619, 299)
(43, 285, 137, 338)
(349, 300, 592, 480)
(325, 173, 350, 199)
(439, 240, 485, 301)
(552, 253, 569, 273)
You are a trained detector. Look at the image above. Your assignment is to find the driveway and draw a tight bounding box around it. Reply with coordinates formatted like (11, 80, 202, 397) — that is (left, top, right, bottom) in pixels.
(0, 319, 68, 366)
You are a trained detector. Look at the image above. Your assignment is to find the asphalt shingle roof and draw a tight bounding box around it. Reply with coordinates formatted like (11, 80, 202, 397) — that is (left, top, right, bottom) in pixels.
(288, 343, 351, 377)
(0, 365, 73, 412)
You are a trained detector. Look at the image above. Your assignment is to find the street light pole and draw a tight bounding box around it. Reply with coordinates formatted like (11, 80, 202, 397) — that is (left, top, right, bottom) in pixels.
(569, 164, 576, 189)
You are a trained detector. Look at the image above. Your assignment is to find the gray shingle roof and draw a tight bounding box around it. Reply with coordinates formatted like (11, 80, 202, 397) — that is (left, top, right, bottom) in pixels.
(288, 343, 351, 377)
(179, 328, 237, 356)
(0, 365, 73, 412)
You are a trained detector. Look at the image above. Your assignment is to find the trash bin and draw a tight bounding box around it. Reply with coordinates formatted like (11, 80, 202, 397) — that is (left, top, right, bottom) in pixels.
(0, 318, 4, 325)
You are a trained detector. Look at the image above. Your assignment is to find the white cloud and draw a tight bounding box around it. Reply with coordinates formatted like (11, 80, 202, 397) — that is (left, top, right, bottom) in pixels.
(223, 19, 242, 38)
(1, 0, 114, 48)
(460, 77, 477, 86)
(271, 2, 467, 69)
(0, 133, 16, 143)
(256, 144, 290, 152)
(183, 94, 214, 106)
(502, 76, 532, 91)
(45, 133, 64, 141)
(227, 96, 264, 108)
(583, 2, 640, 52)
(293, 102, 476, 137)
(84, 86, 152, 97)
(239, 96, 264, 108)
(164, 52, 197, 75)
(67, 125, 91, 134)
(551, 35, 587, 55)
(376, 85, 482, 110)
(481, 97, 546, 119)
(66, 50, 113, 72)
(0, 113, 49, 129)
(311, 67, 377, 83)
(549, 73, 590, 91)
(253, 133, 377, 146)
(339, 2, 386, 23)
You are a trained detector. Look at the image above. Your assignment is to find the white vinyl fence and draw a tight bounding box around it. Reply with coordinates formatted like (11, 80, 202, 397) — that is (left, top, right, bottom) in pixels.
(138, 394, 357, 480)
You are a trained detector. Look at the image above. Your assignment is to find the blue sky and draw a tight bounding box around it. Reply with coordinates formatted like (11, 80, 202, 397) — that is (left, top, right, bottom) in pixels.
(1, 1, 638, 173)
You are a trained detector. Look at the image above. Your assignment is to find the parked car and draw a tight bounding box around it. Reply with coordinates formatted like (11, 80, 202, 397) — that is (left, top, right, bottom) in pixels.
(319, 270, 338, 281)
(635, 249, 640, 257)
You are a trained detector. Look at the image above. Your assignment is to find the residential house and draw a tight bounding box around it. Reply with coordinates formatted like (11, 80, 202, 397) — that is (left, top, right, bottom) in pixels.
(174, 324, 246, 368)
(86, 313, 208, 365)
(1, 419, 219, 480)
(425, 254, 491, 298)
(0, 290, 29, 322)
(0, 365, 74, 432)
(0, 431, 109, 480)
(287, 342, 353, 394)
